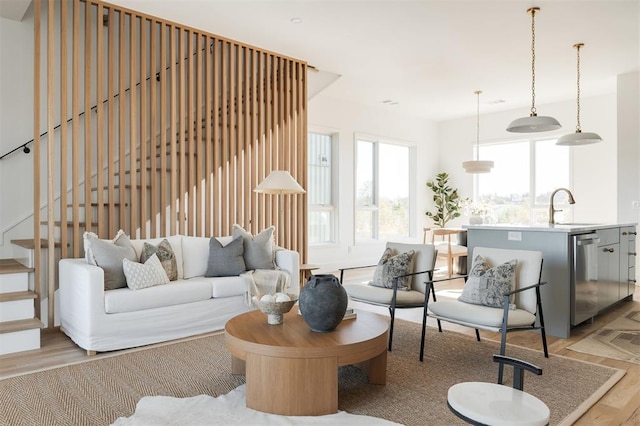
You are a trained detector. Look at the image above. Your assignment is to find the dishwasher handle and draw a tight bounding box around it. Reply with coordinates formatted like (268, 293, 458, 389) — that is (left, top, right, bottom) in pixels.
(576, 237, 600, 246)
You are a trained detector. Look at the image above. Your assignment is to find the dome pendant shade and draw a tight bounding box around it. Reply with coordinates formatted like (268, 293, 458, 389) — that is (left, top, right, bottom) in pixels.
(507, 114, 562, 133)
(556, 130, 602, 146)
(463, 160, 494, 173)
(556, 43, 602, 146)
(507, 7, 561, 134)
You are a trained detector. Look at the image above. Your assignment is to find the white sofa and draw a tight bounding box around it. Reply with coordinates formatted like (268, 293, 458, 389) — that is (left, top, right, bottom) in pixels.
(58, 235, 300, 354)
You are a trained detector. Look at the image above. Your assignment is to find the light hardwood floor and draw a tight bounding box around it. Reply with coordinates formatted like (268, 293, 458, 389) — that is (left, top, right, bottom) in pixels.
(1, 268, 638, 425)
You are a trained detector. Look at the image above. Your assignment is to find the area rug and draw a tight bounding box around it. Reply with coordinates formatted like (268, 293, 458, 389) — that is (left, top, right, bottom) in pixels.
(112, 384, 400, 425)
(0, 319, 624, 426)
(568, 309, 640, 364)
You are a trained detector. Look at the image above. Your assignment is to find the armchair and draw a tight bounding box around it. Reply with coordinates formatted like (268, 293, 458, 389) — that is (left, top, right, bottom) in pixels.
(421, 246, 548, 383)
(341, 242, 437, 351)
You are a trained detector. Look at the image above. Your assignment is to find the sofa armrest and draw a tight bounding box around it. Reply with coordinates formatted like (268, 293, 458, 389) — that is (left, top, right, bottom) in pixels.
(58, 258, 106, 335)
(274, 248, 300, 295)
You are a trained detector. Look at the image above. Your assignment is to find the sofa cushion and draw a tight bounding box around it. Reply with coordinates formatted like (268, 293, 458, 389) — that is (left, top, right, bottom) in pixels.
(232, 224, 275, 270)
(139, 239, 178, 281)
(130, 235, 184, 279)
(123, 254, 170, 290)
(205, 236, 247, 277)
(182, 236, 212, 279)
(204, 276, 247, 298)
(104, 279, 212, 314)
(84, 230, 138, 290)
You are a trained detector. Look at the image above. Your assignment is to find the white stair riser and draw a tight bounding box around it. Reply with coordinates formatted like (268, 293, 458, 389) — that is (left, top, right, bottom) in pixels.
(0, 329, 40, 355)
(11, 245, 34, 269)
(0, 272, 29, 293)
(0, 300, 35, 322)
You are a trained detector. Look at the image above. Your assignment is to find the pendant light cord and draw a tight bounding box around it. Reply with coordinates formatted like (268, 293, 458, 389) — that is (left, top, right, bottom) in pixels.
(475, 90, 481, 161)
(575, 43, 583, 132)
(528, 7, 539, 116)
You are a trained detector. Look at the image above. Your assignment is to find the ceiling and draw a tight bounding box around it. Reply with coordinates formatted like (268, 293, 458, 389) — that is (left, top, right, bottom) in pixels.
(107, 1, 639, 121)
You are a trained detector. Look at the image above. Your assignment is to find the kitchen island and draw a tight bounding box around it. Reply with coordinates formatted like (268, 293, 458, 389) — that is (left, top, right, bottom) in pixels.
(466, 223, 636, 338)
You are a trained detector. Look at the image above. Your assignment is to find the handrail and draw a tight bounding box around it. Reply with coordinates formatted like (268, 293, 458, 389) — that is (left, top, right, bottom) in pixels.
(0, 39, 217, 161)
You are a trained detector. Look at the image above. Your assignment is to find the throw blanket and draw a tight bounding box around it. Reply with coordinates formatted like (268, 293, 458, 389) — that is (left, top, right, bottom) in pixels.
(242, 269, 291, 305)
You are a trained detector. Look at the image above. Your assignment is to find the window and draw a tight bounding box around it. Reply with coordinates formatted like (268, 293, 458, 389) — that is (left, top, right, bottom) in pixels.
(355, 136, 411, 241)
(476, 138, 571, 224)
(308, 132, 336, 243)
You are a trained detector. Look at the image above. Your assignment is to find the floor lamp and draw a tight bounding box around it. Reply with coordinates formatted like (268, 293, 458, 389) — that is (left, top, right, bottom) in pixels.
(254, 170, 305, 248)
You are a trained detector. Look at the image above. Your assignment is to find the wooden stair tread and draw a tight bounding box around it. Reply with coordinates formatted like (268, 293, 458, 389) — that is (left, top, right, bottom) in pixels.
(91, 184, 147, 191)
(0, 259, 33, 274)
(11, 239, 64, 250)
(41, 221, 98, 228)
(68, 203, 126, 207)
(0, 291, 37, 302)
(0, 318, 43, 334)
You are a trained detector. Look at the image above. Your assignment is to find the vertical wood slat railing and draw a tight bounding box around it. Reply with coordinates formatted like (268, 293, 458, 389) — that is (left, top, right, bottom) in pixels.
(33, 0, 307, 329)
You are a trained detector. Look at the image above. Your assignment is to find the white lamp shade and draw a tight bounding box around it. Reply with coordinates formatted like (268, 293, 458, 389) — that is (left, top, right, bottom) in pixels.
(462, 160, 494, 174)
(254, 170, 305, 195)
(556, 131, 602, 146)
(507, 115, 562, 133)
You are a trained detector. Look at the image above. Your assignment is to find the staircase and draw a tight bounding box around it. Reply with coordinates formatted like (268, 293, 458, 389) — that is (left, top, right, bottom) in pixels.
(0, 258, 42, 355)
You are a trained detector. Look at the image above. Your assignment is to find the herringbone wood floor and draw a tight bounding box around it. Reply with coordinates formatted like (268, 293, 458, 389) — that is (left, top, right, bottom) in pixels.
(1, 267, 638, 425)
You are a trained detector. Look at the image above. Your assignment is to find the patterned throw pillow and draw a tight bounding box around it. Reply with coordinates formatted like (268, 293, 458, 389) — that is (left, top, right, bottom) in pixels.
(205, 236, 247, 277)
(232, 224, 275, 270)
(458, 254, 517, 309)
(140, 239, 178, 281)
(369, 247, 416, 291)
(123, 254, 170, 290)
(84, 230, 138, 290)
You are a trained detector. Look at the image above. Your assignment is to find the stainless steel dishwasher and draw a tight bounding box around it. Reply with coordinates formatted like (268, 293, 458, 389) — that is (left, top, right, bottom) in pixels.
(571, 233, 600, 325)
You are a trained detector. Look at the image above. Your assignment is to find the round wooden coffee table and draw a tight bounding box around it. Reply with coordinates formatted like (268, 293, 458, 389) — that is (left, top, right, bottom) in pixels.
(225, 309, 389, 416)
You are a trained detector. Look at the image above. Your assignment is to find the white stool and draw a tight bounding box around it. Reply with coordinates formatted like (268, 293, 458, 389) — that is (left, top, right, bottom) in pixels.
(447, 355, 550, 426)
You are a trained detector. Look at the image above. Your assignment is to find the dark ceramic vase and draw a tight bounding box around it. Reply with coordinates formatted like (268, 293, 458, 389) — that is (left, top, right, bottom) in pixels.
(299, 274, 348, 332)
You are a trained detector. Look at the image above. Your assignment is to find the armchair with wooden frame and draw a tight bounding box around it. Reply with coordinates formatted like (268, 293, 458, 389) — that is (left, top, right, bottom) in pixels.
(340, 242, 438, 351)
(420, 246, 548, 384)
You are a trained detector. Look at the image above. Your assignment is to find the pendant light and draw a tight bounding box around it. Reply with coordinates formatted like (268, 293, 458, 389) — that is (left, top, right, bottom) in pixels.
(507, 7, 562, 133)
(463, 90, 494, 173)
(556, 43, 603, 145)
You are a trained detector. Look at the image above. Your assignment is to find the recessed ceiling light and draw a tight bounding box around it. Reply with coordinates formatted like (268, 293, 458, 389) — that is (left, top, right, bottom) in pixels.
(381, 99, 398, 105)
(290, 17, 303, 24)
(484, 99, 506, 105)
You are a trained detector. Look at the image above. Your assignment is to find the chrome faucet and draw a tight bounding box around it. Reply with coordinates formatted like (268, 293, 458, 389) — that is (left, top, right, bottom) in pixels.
(549, 188, 576, 224)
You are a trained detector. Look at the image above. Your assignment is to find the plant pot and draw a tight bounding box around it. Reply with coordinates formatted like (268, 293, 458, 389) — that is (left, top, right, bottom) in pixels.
(299, 274, 348, 332)
(469, 215, 483, 225)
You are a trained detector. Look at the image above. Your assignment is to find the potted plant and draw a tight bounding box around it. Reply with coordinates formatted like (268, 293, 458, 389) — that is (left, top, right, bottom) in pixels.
(425, 172, 463, 228)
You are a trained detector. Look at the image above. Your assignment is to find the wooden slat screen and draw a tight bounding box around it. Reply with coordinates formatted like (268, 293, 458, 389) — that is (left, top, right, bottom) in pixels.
(34, 0, 307, 328)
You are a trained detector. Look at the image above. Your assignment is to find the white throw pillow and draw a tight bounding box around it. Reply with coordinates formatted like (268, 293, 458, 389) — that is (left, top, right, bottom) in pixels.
(123, 254, 170, 290)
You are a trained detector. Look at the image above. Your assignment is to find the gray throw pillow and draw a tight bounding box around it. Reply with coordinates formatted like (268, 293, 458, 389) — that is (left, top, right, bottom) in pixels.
(458, 254, 517, 309)
(232, 224, 275, 270)
(369, 247, 415, 291)
(205, 236, 247, 277)
(140, 239, 178, 281)
(84, 230, 137, 290)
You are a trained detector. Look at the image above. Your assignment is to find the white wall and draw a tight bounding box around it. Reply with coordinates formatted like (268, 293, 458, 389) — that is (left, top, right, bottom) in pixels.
(439, 93, 619, 226)
(616, 71, 640, 224)
(307, 96, 438, 272)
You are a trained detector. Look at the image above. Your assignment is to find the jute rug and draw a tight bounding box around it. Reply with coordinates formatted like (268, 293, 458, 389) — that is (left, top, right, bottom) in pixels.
(568, 309, 640, 364)
(0, 319, 624, 426)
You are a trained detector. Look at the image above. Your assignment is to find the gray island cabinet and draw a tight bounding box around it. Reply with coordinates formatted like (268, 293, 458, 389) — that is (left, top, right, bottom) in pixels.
(466, 223, 636, 338)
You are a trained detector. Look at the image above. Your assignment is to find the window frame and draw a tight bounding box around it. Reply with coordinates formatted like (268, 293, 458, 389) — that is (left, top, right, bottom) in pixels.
(307, 130, 338, 245)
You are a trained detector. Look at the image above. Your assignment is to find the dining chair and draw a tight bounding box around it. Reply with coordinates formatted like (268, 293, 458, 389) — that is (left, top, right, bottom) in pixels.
(423, 227, 467, 278)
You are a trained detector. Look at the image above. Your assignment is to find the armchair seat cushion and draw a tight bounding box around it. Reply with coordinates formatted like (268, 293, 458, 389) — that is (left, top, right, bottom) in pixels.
(428, 300, 536, 330)
(345, 284, 425, 306)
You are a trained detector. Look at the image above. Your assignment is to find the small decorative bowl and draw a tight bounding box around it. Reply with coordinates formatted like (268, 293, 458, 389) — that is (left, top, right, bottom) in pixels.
(252, 294, 299, 325)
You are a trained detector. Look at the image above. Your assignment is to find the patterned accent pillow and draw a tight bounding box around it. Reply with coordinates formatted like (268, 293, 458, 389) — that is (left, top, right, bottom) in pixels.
(84, 230, 138, 290)
(458, 254, 517, 309)
(140, 239, 178, 281)
(369, 248, 416, 291)
(123, 254, 170, 290)
(232, 224, 275, 270)
(205, 236, 247, 277)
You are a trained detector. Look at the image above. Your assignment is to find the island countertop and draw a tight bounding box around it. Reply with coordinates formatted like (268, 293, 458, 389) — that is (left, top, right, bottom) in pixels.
(465, 222, 637, 233)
